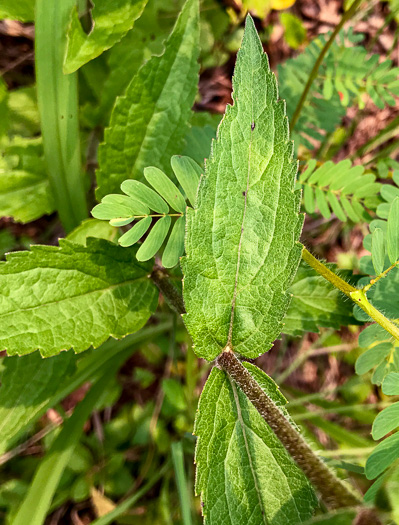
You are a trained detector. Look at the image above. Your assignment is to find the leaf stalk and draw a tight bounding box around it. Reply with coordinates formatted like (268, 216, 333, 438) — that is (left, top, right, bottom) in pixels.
(302, 247, 399, 342)
(217, 348, 362, 510)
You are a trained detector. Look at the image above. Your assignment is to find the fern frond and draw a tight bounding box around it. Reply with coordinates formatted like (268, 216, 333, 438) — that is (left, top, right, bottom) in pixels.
(297, 159, 381, 221)
(92, 155, 201, 268)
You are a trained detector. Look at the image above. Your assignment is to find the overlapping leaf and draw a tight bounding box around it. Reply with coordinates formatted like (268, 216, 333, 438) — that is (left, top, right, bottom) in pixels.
(92, 155, 201, 267)
(0, 138, 54, 223)
(194, 364, 317, 524)
(96, 0, 199, 199)
(183, 16, 303, 360)
(0, 238, 158, 357)
(297, 160, 381, 222)
(64, 0, 148, 74)
(284, 263, 361, 336)
(0, 0, 34, 21)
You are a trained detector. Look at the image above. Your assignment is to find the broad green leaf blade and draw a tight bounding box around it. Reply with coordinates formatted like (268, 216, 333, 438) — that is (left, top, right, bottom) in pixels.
(283, 263, 361, 336)
(194, 365, 317, 524)
(64, 0, 148, 74)
(66, 218, 117, 245)
(372, 402, 399, 440)
(387, 197, 399, 264)
(0, 238, 158, 357)
(171, 155, 202, 206)
(182, 16, 303, 360)
(0, 169, 54, 223)
(121, 179, 169, 214)
(12, 373, 115, 525)
(0, 352, 75, 454)
(137, 215, 171, 261)
(96, 0, 200, 199)
(144, 167, 186, 213)
(118, 217, 152, 247)
(382, 373, 399, 395)
(0, 0, 35, 21)
(162, 216, 185, 268)
(371, 228, 385, 275)
(365, 432, 399, 479)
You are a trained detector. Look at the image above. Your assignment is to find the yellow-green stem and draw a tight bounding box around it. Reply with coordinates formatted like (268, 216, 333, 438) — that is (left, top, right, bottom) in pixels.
(302, 247, 399, 342)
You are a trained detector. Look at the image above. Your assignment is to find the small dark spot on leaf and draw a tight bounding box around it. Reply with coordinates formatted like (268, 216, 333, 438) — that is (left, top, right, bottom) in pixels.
(242, 191, 246, 196)
(61, 115, 64, 119)
(251, 122, 255, 131)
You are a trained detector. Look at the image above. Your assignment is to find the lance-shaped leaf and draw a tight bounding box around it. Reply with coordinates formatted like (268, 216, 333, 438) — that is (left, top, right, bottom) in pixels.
(64, 0, 148, 74)
(0, 238, 158, 357)
(182, 16, 303, 360)
(96, 0, 199, 199)
(194, 364, 317, 524)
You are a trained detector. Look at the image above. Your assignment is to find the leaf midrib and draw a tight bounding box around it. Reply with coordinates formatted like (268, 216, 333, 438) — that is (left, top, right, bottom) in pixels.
(230, 378, 269, 525)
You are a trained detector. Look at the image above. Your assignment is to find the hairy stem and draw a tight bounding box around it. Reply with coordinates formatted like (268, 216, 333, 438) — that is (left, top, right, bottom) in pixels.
(302, 247, 399, 342)
(151, 267, 186, 315)
(290, 0, 363, 132)
(217, 349, 361, 509)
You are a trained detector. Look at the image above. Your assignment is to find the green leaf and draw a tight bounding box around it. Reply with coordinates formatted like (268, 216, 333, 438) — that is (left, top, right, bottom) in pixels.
(64, 0, 148, 74)
(372, 402, 399, 440)
(0, 0, 35, 21)
(118, 217, 152, 247)
(144, 167, 186, 213)
(182, 16, 303, 360)
(382, 373, 399, 395)
(12, 373, 115, 525)
(365, 432, 399, 479)
(0, 168, 54, 223)
(66, 219, 118, 245)
(96, 0, 200, 199)
(387, 197, 399, 264)
(371, 228, 385, 275)
(162, 216, 185, 268)
(194, 364, 317, 524)
(0, 352, 75, 454)
(280, 12, 306, 49)
(283, 263, 361, 336)
(121, 180, 169, 214)
(171, 155, 202, 207)
(355, 343, 392, 375)
(0, 238, 158, 357)
(136, 215, 171, 261)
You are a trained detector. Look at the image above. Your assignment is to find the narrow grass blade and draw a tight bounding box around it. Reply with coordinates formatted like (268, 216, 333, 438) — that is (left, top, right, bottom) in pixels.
(35, 0, 88, 232)
(171, 441, 193, 525)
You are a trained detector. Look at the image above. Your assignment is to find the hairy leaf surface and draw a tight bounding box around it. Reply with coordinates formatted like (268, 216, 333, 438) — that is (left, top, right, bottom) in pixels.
(183, 16, 303, 360)
(96, 0, 199, 199)
(194, 364, 317, 524)
(64, 0, 148, 73)
(0, 238, 158, 357)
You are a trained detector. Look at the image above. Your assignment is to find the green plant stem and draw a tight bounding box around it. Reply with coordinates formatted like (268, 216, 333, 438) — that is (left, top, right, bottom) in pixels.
(35, 0, 88, 232)
(151, 267, 186, 315)
(290, 0, 363, 132)
(217, 348, 362, 509)
(302, 247, 399, 342)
